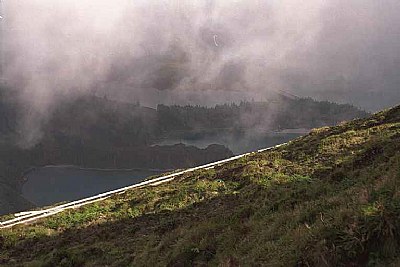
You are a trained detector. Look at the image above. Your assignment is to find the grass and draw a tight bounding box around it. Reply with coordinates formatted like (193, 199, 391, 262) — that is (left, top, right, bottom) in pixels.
(1, 105, 400, 266)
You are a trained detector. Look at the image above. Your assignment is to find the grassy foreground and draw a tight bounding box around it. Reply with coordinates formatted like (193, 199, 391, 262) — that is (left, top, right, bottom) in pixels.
(1, 105, 400, 266)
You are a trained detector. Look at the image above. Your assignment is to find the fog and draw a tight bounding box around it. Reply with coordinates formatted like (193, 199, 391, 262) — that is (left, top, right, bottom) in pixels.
(1, 0, 400, 145)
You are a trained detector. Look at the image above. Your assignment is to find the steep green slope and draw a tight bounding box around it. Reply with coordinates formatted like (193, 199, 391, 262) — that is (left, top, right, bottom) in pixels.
(1, 105, 399, 266)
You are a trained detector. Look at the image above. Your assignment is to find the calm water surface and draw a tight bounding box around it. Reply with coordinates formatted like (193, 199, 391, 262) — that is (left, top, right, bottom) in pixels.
(22, 167, 162, 206)
(22, 132, 306, 207)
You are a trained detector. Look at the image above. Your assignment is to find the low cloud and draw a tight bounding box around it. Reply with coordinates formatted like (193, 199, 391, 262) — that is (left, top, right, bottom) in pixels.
(1, 0, 400, 145)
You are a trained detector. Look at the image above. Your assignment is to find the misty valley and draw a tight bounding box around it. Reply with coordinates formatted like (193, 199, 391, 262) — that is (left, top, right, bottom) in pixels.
(2, 1, 400, 265)
(0, 86, 368, 215)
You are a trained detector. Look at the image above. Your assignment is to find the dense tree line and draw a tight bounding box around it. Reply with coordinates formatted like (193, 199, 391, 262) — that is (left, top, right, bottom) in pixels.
(0, 86, 368, 214)
(156, 97, 368, 136)
(0, 89, 368, 154)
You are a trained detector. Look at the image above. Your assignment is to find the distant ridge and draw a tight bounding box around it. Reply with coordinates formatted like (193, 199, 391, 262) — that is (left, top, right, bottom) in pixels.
(1, 104, 399, 266)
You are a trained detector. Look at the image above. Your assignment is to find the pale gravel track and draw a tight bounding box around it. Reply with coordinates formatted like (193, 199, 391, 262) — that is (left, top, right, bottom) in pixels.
(0, 143, 286, 229)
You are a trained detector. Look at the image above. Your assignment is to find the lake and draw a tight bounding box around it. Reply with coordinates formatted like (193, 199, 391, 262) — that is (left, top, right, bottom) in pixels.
(22, 166, 163, 207)
(154, 131, 307, 154)
(22, 131, 307, 207)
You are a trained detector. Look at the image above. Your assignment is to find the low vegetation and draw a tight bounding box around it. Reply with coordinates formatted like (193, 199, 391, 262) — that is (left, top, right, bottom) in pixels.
(0, 86, 367, 216)
(1, 105, 399, 266)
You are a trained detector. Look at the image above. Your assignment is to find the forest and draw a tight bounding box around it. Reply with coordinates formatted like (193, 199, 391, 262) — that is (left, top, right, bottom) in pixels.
(0, 86, 368, 214)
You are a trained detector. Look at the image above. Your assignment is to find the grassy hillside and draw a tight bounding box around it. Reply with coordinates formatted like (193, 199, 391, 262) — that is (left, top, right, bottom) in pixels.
(1, 105, 399, 266)
(0, 86, 367, 216)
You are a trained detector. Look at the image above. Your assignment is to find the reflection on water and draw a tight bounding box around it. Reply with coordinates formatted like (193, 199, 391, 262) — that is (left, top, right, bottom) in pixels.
(22, 166, 162, 206)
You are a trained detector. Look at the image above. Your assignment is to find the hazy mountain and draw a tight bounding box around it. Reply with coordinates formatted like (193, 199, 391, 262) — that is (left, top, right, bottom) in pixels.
(0, 86, 367, 216)
(1, 103, 399, 266)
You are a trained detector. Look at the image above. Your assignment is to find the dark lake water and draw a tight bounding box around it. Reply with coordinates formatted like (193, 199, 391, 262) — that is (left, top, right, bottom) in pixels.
(155, 132, 305, 154)
(22, 131, 307, 208)
(22, 166, 162, 206)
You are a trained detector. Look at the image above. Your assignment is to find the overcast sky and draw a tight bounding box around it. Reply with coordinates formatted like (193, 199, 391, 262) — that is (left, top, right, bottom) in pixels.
(1, 0, 400, 112)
